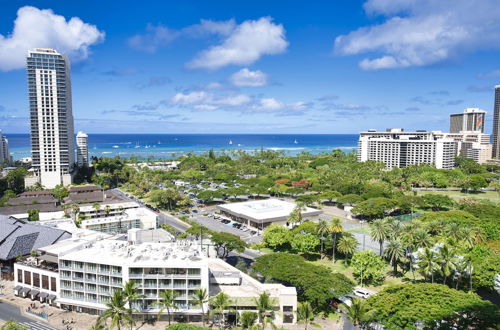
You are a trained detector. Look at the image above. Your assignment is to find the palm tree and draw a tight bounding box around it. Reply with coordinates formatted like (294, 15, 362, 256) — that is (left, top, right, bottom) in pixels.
(418, 248, 437, 283)
(192, 288, 209, 327)
(155, 290, 179, 325)
(99, 289, 134, 330)
(413, 228, 432, 249)
(93, 202, 101, 214)
(337, 234, 358, 260)
(387, 219, 403, 239)
(297, 301, 315, 330)
(71, 204, 80, 220)
(384, 238, 405, 274)
(370, 218, 389, 256)
(457, 227, 484, 249)
(341, 298, 371, 328)
(254, 291, 276, 330)
(122, 281, 142, 329)
(210, 292, 232, 329)
(438, 244, 458, 285)
(329, 218, 343, 262)
(316, 219, 329, 259)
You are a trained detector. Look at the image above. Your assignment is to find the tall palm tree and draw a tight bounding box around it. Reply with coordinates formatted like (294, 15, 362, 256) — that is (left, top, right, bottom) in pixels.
(99, 289, 134, 330)
(122, 281, 142, 329)
(387, 219, 403, 239)
(254, 291, 276, 330)
(297, 301, 315, 330)
(210, 292, 232, 329)
(457, 227, 484, 249)
(341, 298, 371, 328)
(316, 219, 329, 259)
(329, 218, 343, 262)
(413, 228, 432, 249)
(438, 244, 458, 285)
(370, 219, 389, 256)
(154, 290, 179, 325)
(192, 288, 209, 327)
(385, 238, 405, 274)
(418, 248, 437, 283)
(337, 234, 358, 260)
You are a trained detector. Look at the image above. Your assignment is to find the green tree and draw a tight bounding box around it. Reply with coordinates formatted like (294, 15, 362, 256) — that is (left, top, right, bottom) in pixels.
(417, 248, 438, 283)
(422, 193, 454, 211)
(316, 219, 329, 259)
(210, 292, 232, 329)
(27, 209, 39, 221)
(93, 202, 101, 214)
(155, 290, 179, 325)
(384, 238, 405, 274)
(53, 184, 69, 203)
(262, 224, 290, 250)
(365, 283, 499, 329)
(123, 280, 142, 314)
(254, 291, 276, 330)
(211, 232, 247, 258)
(351, 250, 386, 286)
(351, 198, 398, 219)
(341, 298, 372, 328)
(337, 234, 358, 260)
(192, 288, 209, 327)
(370, 218, 390, 256)
(438, 244, 458, 285)
(297, 301, 315, 330)
(329, 218, 343, 262)
(290, 233, 320, 255)
(0, 320, 27, 330)
(99, 289, 134, 330)
(240, 311, 258, 329)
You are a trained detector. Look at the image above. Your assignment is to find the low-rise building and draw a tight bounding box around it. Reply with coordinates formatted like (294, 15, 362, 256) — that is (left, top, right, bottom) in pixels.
(79, 207, 157, 233)
(217, 199, 322, 230)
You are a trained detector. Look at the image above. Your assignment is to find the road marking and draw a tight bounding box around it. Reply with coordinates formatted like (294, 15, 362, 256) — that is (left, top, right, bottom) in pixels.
(20, 322, 58, 330)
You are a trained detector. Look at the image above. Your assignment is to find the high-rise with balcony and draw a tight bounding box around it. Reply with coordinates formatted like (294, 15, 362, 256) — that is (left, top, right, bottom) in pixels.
(449, 108, 486, 133)
(27, 48, 75, 188)
(493, 86, 500, 158)
(76, 131, 89, 167)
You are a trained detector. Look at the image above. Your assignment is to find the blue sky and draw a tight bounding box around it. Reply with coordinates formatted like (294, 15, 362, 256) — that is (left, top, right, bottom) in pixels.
(1, 0, 500, 134)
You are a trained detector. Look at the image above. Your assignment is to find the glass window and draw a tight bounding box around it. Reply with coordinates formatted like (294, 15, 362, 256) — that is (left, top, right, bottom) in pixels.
(42, 275, 49, 290)
(17, 269, 23, 283)
(188, 268, 200, 275)
(33, 273, 40, 288)
(24, 271, 31, 285)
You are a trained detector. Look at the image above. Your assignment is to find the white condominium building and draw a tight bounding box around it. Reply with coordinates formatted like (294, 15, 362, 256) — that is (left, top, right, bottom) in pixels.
(13, 229, 297, 324)
(0, 129, 10, 165)
(27, 48, 75, 188)
(76, 131, 89, 167)
(358, 129, 457, 169)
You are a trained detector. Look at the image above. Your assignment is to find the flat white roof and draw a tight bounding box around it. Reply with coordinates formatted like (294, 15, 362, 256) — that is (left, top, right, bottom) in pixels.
(217, 199, 321, 222)
(59, 239, 206, 268)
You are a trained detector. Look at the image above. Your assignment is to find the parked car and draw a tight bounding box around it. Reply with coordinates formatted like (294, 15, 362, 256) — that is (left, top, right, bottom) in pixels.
(353, 287, 375, 299)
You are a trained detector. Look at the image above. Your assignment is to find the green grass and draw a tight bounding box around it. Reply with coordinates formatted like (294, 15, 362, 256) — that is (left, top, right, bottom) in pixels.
(415, 190, 499, 202)
(347, 226, 371, 234)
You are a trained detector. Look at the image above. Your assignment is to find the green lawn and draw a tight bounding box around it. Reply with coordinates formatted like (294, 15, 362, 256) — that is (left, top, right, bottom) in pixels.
(415, 189, 499, 202)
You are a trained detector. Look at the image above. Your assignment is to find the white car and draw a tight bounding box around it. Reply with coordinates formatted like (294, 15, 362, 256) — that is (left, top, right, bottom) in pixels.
(353, 287, 375, 299)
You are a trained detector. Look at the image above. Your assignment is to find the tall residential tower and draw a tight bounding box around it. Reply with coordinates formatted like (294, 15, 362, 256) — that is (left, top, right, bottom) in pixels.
(493, 86, 500, 158)
(76, 131, 89, 167)
(27, 48, 75, 188)
(0, 129, 10, 165)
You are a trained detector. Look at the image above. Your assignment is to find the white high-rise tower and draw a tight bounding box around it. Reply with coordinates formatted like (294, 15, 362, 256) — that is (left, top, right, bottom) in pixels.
(27, 48, 75, 188)
(76, 131, 89, 167)
(0, 129, 10, 165)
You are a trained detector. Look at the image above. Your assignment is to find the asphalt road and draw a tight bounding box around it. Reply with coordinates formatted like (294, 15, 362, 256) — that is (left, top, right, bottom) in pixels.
(0, 300, 56, 329)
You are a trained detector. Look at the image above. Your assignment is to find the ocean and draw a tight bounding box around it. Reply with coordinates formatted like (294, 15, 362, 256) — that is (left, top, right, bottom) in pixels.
(6, 134, 359, 160)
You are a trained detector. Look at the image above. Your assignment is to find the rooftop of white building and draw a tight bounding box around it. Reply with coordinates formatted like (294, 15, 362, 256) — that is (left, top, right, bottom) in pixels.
(217, 199, 321, 222)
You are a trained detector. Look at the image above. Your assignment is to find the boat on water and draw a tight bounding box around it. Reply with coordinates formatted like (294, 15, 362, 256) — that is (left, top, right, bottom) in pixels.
(229, 140, 233, 145)
(112, 145, 119, 148)
(237, 144, 242, 147)
(294, 139, 299, 144)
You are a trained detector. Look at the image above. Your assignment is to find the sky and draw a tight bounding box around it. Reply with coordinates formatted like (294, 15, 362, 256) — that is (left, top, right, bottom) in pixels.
(1, 0, 500, 134)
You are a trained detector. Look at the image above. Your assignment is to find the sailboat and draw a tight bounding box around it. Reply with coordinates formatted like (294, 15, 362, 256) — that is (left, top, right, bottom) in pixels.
(134, 141, 141, 148)
(294, 139, 299, 144)
(229, 140, 233, 145)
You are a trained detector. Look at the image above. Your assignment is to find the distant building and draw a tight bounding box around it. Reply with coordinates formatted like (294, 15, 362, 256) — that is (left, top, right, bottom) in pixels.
(26, 48, 75, 189)
(0, 129, 11, 165)
(493, 86, 500, 158)
(76, 131, 89, 167)
(450, 108, 486, 133)
(358, 129, 458, 169)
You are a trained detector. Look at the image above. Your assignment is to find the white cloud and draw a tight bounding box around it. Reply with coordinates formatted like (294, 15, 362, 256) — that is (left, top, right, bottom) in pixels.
(187, 17, 288, 70)
(128, 24, 178, 53)
(230, 68, 268, 87)
(255, 98, 284, 111)
(0, 6, 104, 71)
(170, 91, 251, 109)
(334, 0, 500, 70)
(183, 19, 236, 37)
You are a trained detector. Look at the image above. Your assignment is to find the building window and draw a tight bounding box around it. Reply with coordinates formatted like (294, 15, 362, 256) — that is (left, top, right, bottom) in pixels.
(33, 273, 40, 288)
(17, 269, 23, 283)
(24, 271, 31, 285)
(42, 275, 49, 290)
